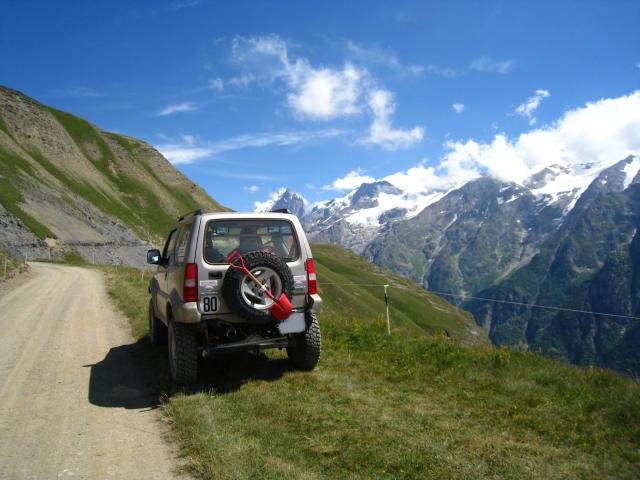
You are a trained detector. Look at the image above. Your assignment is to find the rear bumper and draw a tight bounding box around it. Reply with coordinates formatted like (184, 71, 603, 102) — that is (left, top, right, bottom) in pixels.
(175, 295, 322, 324)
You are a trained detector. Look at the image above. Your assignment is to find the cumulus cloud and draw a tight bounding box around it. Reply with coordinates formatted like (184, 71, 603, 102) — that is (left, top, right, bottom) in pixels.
(244, 185, 260, 193)
(452, 103, 465, 113)
(440, 90, 640, 185)
(515, 89, 550, 125)
(360, 89, 424, 149)
(229, 34, 423, 147)
(288, 63, 363, 120)
(470, 56, 514, 74)
(155, 102, 198, 116)
(325, 90, 640, 196)
(322, 169, 375, 191)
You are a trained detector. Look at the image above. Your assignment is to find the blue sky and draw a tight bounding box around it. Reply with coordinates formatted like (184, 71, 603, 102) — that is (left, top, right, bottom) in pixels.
(1, 0, 639, 210)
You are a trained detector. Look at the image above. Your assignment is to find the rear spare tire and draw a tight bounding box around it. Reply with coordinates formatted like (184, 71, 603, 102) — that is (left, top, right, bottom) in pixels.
(222, 251, 294, 324)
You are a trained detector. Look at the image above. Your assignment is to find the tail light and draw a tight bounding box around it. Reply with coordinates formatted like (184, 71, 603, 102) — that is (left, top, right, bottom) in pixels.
(184, 263, 198, 302)
(306, 258, 317, 295)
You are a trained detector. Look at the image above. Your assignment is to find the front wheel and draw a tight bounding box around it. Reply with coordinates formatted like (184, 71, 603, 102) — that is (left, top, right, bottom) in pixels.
(168, 320, 199, 385)
(287, 313, 321, 370)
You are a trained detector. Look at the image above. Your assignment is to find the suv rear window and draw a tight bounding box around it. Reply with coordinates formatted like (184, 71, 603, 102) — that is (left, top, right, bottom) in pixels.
(204, 219, 300, 264)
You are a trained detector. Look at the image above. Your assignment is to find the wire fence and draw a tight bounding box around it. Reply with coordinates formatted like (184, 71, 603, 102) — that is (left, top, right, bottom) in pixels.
(317, 279, 640, 322)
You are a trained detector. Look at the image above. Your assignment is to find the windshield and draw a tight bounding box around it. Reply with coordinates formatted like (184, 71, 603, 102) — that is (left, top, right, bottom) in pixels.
(203, 219, 299, 264)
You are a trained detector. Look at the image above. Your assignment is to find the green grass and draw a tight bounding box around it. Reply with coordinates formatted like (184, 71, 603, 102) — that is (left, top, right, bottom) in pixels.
(97, 245, 640, 480)
(313, 244, 484, 343)
(105, 132, 141, 155)
(0, 250, 28, 281)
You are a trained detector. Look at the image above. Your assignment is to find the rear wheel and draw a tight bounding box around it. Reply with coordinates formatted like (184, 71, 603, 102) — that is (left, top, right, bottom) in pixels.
(287, 313, 321, 370)
(168, 320, 198, 385)
(148, 300, 166, 347)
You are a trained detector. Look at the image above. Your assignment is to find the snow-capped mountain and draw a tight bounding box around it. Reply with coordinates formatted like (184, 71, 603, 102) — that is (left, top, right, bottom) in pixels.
(255, 155, 640, 373)
(254, 188, 308, 220)
(256, 155, 640, 256)
(255, 180, 452, 252)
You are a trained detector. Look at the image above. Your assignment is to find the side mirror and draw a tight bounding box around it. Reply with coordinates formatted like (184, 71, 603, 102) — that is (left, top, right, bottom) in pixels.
(147, 249, 161, 265)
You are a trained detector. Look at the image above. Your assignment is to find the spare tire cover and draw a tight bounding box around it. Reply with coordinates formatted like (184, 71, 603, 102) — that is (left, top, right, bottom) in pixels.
(222, 251, 294, 324)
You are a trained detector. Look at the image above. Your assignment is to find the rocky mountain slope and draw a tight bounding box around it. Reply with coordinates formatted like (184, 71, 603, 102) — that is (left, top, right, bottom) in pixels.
(467, 157, 640, 373)
(0, 86, 225, 265)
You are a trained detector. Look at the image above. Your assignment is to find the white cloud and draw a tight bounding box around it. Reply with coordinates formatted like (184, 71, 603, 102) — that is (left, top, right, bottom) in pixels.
(360, 89, 424, 150)
(156, 128, 343, 165)
(515, 89, 550, 125)
(157, 145, 213, 165)
(253, 187, 287, 211)
(343, 40, 457, 78)
(50, 86, 106, 97)
(441, 90, 640, 185)
(452, 103, 465, 113)
(322, 169, 375, 191)
(323, 91, 640, 198)
(167, 0, 201, 10)
(470, 56, 514, 74)
(208, 78, 224, 92)
(288, 63, 364, 120)
(422, 64, 458, 77)
(229, 34, 422, 148)
(244, 185, 260, 193)
(155, 102, 198, 116)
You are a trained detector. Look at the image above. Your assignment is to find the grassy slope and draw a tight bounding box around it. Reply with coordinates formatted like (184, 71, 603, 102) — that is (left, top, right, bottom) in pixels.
(0, 87, 225, 242)
(100, 247, 640, 480)
(312, 243, 485, 343)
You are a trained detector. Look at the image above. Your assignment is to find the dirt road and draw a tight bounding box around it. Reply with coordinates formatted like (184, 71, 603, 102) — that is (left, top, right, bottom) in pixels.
(0, 262, 184, 479)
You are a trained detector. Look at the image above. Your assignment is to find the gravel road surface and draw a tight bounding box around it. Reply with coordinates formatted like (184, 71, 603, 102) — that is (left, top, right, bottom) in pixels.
(0, 262, 184, 479)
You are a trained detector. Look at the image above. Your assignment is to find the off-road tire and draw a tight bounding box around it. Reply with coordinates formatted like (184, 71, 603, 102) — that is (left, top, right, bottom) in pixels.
(222, 251, 294, 324)
(168, 320, 198, 385)
(148, 300, 167, 347)
(287, 313, 321, 370)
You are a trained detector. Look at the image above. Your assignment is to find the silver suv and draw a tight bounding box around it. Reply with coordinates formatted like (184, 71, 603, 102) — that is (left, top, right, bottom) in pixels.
(147, 209, 322, 385)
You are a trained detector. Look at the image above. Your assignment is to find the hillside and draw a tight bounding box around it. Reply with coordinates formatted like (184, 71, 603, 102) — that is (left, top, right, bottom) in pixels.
(312, 243, 487, 345)
(0, 86, 225, 265)
(100, 244, 640, 480)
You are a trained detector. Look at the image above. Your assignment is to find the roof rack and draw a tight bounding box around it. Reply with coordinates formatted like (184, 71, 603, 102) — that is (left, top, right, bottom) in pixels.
(271, 208, 290, 214)
(178, 208, 202, 222)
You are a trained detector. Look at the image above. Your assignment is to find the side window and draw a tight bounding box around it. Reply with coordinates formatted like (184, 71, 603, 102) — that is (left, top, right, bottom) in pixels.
(174, 224, 192, 266)
(162, 229, 178, 264)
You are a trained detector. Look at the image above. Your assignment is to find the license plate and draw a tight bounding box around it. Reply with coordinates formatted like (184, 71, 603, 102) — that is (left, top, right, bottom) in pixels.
(200, 296, 218, 313)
